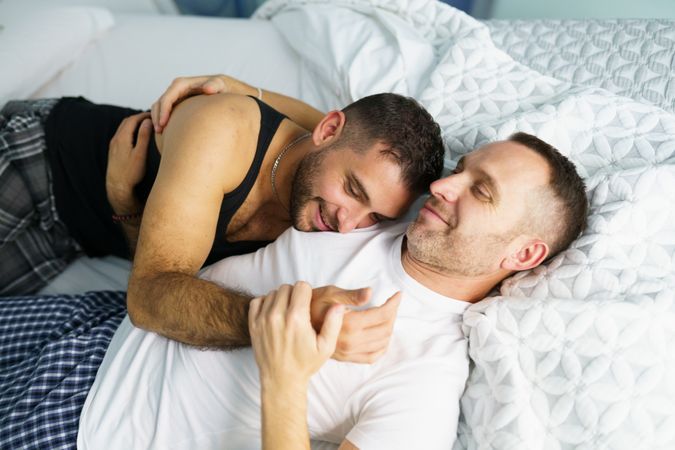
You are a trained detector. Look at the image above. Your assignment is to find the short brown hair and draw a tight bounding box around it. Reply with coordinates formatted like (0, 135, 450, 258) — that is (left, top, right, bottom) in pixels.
(509, 132, 588, 258)
(340, 93, 444, 194)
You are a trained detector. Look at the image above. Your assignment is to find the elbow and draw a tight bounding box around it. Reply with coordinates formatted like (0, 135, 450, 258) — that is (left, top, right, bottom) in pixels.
(126, 272, 154, 330)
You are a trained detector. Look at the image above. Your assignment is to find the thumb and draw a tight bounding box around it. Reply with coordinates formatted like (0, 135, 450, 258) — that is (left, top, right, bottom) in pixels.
(317, 304, 344, 357)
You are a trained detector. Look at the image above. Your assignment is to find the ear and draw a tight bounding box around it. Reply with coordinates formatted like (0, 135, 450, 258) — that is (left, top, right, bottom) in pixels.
(501, 237, 549, 272)
(311, 110, 346, 146)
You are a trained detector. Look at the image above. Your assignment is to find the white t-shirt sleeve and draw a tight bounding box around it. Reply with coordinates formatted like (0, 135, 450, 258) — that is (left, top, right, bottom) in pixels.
(345, 362, 465, 450)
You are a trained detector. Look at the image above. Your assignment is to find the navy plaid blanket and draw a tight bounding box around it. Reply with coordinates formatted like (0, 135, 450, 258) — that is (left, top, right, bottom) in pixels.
(0, 291, 125, 450)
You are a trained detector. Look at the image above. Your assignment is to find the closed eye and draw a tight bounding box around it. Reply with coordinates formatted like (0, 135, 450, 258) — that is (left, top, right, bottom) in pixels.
(472, 185, 492, 202)
(370, 213, 388, 224)
(344, 179, 358, 198)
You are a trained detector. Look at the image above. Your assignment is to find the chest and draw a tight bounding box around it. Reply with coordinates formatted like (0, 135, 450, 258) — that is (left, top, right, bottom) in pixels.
(224, 193, 291, 242)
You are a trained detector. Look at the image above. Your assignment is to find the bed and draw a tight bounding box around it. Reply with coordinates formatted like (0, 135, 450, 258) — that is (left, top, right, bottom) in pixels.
(1, 0, 674, 449)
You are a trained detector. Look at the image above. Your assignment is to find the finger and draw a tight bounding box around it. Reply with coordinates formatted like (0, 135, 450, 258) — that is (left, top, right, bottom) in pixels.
(157, 82, 187, 129)
(121, 112, 151, 132)
(260, 289, 277, 317)
(150, 101, 160, 132)
(115, 113, 150, 145)
(364, 291, 401, 328)
(316, 286, 372, 307)
(158, 94, 176, 129)
(248, 297, 262, 329)
(201, 77, 225, 94)
(334, 346, 387, 364)
(317, 304, 345, 357)
(288, 281, 313, 317)
(271, 284, 292, 315)
(334, 322, 391, 357)
(134, 119, 153, 154)
(342, 291, 401, 330)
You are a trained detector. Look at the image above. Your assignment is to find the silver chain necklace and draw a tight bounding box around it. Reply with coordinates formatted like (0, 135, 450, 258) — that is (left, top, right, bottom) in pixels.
(271, 132, 310, 212)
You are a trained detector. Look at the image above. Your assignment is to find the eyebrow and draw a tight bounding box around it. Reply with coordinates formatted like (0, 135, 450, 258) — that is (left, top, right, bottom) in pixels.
(349, 172, 396, 221)
(459, 156, 501, 204)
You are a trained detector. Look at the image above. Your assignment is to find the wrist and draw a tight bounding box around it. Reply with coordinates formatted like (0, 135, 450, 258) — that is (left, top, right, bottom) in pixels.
(107, 186, 141, 214)
(261, 375, 309, 397)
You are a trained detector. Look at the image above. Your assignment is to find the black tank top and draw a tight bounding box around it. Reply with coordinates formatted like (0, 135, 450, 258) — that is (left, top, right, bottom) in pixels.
(44, 96, 284, 265)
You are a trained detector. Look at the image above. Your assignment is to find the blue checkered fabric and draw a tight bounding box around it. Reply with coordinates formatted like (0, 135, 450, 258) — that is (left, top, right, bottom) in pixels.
(0, 290, 126, 450)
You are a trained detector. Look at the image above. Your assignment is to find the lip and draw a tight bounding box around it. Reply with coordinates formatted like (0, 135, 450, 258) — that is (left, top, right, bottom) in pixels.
(315, 204, 333, 231)
(420, 204, 449, 225)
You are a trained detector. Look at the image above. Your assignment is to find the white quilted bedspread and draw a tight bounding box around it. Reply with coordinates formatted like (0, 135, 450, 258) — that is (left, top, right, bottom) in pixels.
(256, 1, 675, 448)
(485, 19, 675, 115)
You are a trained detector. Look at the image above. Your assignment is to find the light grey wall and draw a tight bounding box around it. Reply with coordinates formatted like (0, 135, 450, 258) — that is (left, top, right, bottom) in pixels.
(473, 0, 675, 19)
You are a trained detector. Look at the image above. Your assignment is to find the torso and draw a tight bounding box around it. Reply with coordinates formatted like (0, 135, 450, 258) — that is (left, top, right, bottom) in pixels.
(154, 97, 298, 244)
(79, 223, 472, 450)
(43, 96, 298, 264)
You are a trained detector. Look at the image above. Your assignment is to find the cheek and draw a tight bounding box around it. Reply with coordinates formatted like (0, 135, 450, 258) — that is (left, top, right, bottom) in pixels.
(357, 216, 377, 228)
(314, 177, 349, 205)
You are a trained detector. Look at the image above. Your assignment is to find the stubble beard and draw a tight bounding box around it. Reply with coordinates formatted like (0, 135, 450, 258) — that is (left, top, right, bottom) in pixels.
(406, 220, 514, 277)
(289, 150, 326, 231)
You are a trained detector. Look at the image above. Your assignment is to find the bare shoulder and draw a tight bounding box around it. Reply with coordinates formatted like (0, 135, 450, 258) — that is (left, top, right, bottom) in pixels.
(158, 94, 261, 193)
(170, 93, 259, 123)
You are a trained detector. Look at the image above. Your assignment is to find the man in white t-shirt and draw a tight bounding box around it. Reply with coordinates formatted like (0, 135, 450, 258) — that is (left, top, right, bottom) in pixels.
(77, 132, 588, 450)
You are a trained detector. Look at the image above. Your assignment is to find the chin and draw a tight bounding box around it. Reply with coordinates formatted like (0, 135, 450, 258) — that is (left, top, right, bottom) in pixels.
(291, 205, 313, 232)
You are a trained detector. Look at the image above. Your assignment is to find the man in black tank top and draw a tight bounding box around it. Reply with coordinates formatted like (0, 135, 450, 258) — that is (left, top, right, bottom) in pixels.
(0, 74, 444, 364)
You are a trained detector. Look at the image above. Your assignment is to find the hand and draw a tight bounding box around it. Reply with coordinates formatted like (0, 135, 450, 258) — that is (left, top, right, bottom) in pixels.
(151, 75, 251, 133)
(249, 281, 345, 384)
(310, 285, 402, 364)
(106, 112, 152, 214)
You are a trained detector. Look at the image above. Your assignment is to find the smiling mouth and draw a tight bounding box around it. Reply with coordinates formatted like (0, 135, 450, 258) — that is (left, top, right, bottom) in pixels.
(317, 203, 334, 231)
(422, 204, 449, 226)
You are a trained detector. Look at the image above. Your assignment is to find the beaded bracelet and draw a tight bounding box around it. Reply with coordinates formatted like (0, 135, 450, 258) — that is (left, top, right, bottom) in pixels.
(112, 212, 142, 223)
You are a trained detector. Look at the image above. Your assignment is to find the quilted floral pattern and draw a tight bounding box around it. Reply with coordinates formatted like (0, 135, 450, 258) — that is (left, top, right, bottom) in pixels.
(485, 19, 675, 114)
(257, 1, 675, 448)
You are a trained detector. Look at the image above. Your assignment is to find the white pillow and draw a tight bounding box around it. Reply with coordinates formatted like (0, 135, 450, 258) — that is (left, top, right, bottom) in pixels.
(0, 1, 114, 106)
(257, 3, 436, 111)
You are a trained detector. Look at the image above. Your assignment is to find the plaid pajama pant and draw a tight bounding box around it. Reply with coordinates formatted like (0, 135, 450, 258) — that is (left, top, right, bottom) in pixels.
(0, 290, 125, 450)
(0, 99, 81, 295)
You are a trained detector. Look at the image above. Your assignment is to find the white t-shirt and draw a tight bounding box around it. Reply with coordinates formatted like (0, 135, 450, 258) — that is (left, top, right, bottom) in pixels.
(78, 222, 470, 450)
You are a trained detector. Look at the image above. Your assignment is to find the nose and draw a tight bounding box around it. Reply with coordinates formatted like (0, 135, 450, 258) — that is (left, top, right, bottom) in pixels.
(336, 206, 358, 233)
(336, 206, 372, 233)
(429, 174, 462, 203)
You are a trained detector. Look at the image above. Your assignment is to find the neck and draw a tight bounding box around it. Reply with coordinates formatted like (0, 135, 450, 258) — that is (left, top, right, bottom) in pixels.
(399, 238, 507, 303)
(268, 129, 312, 212)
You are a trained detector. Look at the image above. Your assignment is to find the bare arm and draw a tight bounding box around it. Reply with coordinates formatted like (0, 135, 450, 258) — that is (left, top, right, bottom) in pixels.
(250, 282, 345, 450)
(151, 75, 325, 133)
(127, 94, 259, 347)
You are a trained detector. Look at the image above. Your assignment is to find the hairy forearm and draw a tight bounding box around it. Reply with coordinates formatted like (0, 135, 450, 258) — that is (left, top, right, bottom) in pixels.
(127, 271, 251, 349)
(261, 381, 311, 450)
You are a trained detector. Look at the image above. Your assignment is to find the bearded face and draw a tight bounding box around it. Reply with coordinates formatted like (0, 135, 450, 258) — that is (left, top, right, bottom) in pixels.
(288, 139, 415, 234)
(406, 207, 519, 277)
